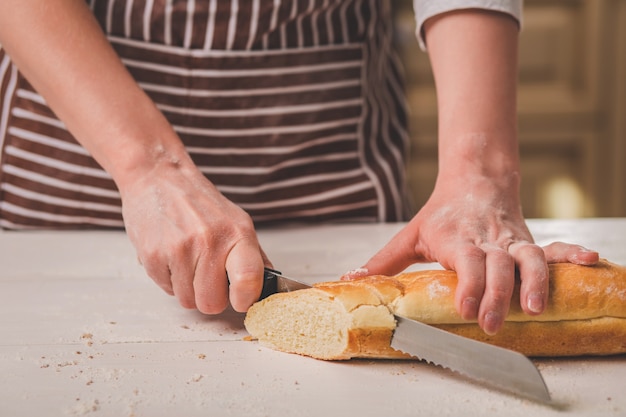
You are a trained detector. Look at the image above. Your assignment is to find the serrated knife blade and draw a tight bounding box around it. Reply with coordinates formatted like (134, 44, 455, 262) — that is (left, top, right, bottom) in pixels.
(391, 315, 551, 403)
(260, 267, 551, 403)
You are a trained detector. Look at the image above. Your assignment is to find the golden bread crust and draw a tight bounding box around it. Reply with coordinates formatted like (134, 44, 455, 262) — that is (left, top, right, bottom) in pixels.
(245, 259, 626, 359)
(392, 259, 626, 324)
(437, 317, 626, 356)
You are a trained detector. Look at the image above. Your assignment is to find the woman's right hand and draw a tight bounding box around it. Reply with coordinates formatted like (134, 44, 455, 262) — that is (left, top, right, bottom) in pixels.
(120, 158, 267, 314)
(0, 0, 268, 314)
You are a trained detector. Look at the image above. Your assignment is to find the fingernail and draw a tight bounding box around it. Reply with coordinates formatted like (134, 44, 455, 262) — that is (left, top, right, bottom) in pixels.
(461, 297, 478, 320)
(341, 267, 369, 281)
(528, 292, 544, 313)
(483, 311, 502, 336)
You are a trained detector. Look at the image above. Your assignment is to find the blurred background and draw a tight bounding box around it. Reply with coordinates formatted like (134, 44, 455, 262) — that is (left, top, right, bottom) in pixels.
(393, 0, 626, 219)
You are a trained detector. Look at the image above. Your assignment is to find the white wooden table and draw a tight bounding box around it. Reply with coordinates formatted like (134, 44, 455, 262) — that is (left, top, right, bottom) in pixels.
(1, 219, 625, 417)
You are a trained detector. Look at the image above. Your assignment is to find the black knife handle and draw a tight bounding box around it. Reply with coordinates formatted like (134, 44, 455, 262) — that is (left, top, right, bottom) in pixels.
(259, 267, 281, 300)
(226, 267, 280, 301)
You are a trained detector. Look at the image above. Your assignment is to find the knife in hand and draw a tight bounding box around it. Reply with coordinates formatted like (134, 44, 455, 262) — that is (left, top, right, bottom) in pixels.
(260, 267, 551, 403)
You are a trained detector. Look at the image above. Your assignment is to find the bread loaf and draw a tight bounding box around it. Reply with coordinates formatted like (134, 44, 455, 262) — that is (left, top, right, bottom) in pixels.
(244, 259, 626, 359)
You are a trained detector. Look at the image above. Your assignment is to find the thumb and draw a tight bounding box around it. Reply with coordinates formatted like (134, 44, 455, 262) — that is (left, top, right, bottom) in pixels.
(343, 227, 423, 280)
(226, 238, 265, 312)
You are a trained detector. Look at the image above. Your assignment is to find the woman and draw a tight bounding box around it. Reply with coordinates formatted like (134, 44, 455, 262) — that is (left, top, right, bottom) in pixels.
(0, 0, 598, 335)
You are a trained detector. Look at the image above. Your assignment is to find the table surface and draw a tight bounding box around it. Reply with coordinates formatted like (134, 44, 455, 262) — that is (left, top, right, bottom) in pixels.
(1, 218, 625, 417)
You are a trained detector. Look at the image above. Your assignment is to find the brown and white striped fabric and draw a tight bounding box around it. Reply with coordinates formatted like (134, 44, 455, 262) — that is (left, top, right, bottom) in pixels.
(0, 0, 411, 230)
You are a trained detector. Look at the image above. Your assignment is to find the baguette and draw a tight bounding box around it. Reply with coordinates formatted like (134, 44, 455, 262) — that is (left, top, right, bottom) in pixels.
(244, 259, 626, 359)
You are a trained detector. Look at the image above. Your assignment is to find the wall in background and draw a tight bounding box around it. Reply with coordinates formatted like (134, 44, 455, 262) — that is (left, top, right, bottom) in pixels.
(394, 0, 626, 218)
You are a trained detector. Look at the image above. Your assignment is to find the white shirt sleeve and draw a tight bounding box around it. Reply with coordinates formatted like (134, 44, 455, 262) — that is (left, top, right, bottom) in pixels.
(413, 0, 523, 50)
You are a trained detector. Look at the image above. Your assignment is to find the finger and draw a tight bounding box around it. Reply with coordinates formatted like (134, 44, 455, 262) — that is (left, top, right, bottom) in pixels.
(192, 252, 229, 314)
(259, 246, 273, 269)
(138, 250, 174, 295)
(168, 244, 198, 310)
(477, 248, 515, 336)
(360, 227, 425, 277)
(542, 242, 600, 265)
(450, 245, 487, 321)
(340, 267, 371, 281)
(226, 238, 265, 313)
(509, 242, 548, 315)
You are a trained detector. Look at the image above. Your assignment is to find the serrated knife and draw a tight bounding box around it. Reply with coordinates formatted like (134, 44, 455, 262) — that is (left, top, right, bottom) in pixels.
(260, 267, 551, 403)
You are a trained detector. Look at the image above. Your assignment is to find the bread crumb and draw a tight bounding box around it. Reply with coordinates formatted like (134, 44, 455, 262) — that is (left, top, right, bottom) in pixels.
(243, 335, 255, 341)
(57, 361, 78, 368)
(66, 399, 99, 416)
(187, 374, 204, 383)
(80, 333, 94, 347)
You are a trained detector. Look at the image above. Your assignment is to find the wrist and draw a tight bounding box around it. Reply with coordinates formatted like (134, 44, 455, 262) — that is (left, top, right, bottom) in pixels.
(98, 117, 197, 198)
(438, 130, 520, 182)
(115, 143, 197, 198)
(432, 153, 523, 219)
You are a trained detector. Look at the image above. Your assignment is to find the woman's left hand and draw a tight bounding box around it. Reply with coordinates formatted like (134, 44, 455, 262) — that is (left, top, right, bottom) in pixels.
(343, 171, 599, 336)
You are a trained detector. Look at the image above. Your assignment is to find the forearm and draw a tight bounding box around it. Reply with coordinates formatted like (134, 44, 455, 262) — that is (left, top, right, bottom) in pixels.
(357, 9, 598, 336)
(0, 0, 191, 192)
(424, 10, 520, 184)
(0, 0, 268, 313)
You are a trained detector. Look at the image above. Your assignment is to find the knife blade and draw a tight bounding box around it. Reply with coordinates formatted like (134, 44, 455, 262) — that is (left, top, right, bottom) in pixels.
(391, 315, 551, 403)
(259, 267, 551, 403)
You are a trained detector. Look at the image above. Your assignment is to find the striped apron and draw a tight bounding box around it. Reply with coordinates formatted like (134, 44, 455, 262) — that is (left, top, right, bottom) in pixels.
(0, 0, 411, 229)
